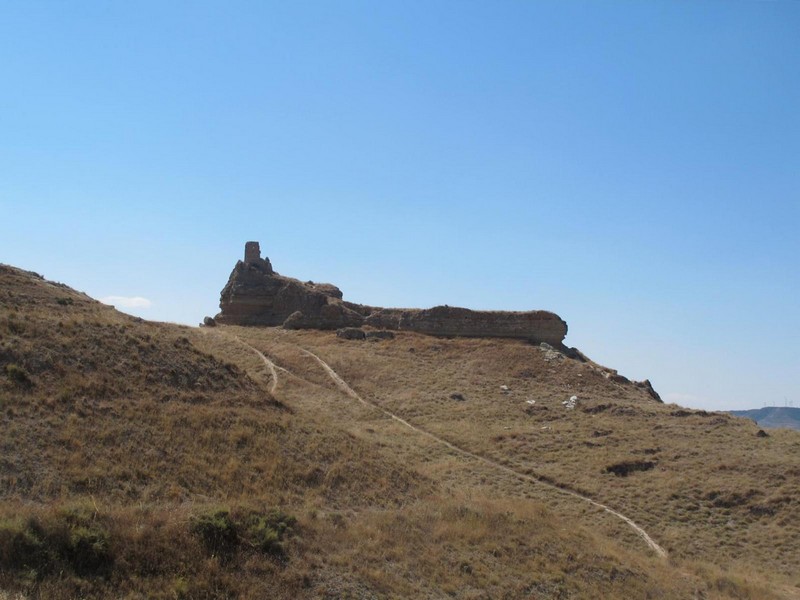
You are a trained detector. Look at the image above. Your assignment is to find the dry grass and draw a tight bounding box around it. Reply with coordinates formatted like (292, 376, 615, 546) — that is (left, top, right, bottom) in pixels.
(1, 264, 796, 598)
(228, 325, 800, 596)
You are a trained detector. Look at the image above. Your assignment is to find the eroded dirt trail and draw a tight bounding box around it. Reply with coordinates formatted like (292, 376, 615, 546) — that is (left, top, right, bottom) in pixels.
(247, 341, 280, 394)
(299, 346, 668, 559)
(206, 330, 281, 394)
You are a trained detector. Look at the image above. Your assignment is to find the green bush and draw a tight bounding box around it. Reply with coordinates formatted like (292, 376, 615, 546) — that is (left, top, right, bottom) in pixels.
(190, 508, 296, 560)
(0, 511, 113, 577)
(245, 510, 296, 556)
(63, 525, 112, 575)
(190, 510, 238, 560)
(0, 518, 50, 574)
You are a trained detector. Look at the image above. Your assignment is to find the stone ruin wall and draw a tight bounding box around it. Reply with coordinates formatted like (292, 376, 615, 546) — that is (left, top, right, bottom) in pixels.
(215, 242, 568, 346)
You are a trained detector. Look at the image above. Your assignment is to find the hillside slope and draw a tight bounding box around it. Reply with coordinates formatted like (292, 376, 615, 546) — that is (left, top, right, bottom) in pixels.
(730, 407, 800, 431)
(1, 264, 796, 599)
(228, 327, 800, 586)
(0, 265, 429, 598)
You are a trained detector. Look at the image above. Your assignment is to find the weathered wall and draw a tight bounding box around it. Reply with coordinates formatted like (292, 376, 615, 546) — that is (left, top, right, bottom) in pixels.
(364, 306, 567, 344)
(215, 243, 568, 345)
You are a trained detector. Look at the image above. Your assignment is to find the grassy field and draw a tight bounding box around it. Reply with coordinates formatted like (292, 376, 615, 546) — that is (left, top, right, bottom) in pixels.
(243, 327, 800, 576)
(1, 264, 797, 598)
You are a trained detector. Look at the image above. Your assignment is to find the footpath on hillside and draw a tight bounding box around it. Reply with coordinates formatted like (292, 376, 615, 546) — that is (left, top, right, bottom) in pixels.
(215, 329, 667, 559)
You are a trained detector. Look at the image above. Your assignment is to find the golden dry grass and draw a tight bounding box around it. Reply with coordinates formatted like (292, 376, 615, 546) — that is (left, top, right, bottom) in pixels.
(227, 325, 800, 596)
(1, 264, 797, 598)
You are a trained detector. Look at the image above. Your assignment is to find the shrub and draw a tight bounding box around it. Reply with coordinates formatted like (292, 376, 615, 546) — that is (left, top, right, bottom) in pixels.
(604, 460, 656, 477)
(63, 525, 112, 575)
(190, 508, 297, 560)
(4, 364, 32, 389)
(0, 518, 50, 574)
(0, 510, 113, 578)
(190, 510, 238, 560)
(244, 510, 296, 557)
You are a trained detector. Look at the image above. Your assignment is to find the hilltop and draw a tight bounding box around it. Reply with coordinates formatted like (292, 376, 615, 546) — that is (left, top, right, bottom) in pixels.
(1, 263, 799, 599)
(214, 242, 568, 345)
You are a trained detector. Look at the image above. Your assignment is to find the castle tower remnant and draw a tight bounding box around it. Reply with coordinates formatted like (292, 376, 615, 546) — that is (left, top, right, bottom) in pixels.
(244, 241, 261, 263)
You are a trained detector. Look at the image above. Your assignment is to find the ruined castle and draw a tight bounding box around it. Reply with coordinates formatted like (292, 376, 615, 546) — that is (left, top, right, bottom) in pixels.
(215, 242, 568, 345)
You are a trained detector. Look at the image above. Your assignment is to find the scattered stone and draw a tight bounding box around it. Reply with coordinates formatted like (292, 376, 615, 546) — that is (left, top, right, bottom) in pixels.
(336, 328, 366, 340)
(543, 349, 562, 362)
(500, 385, 510, 393)
(202, 316, 216, 327)
(562, 395, 578, 410)
(539, 343, 563, 362)
(756, 429, 769, 438)
(450, 393, 466, 401)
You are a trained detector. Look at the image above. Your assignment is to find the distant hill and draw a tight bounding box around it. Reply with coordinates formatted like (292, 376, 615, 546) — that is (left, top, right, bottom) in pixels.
(729, 406, 800, 430)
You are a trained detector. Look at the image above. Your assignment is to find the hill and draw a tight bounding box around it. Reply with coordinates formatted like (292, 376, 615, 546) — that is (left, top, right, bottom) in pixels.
(729, 407, 800, 431)
(1, 264, 798, 599)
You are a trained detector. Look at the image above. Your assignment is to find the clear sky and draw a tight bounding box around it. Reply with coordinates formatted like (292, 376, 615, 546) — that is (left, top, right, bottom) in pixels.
(1, 1, 798, 411)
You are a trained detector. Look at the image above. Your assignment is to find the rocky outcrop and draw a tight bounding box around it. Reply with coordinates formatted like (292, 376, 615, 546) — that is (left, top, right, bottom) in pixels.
(216, 242, 362, 328)
(336, 327, 367, 340)
(215, 242, 568, 345)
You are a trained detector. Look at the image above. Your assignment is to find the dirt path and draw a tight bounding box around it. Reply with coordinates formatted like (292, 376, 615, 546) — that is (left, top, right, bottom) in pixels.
(206, 330, 281, 394)
(299, 347, 669, 559)
(247, 341, 280, 394)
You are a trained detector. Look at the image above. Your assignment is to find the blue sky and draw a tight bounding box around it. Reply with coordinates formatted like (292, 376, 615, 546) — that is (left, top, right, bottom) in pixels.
(1, 1, 798, 410)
